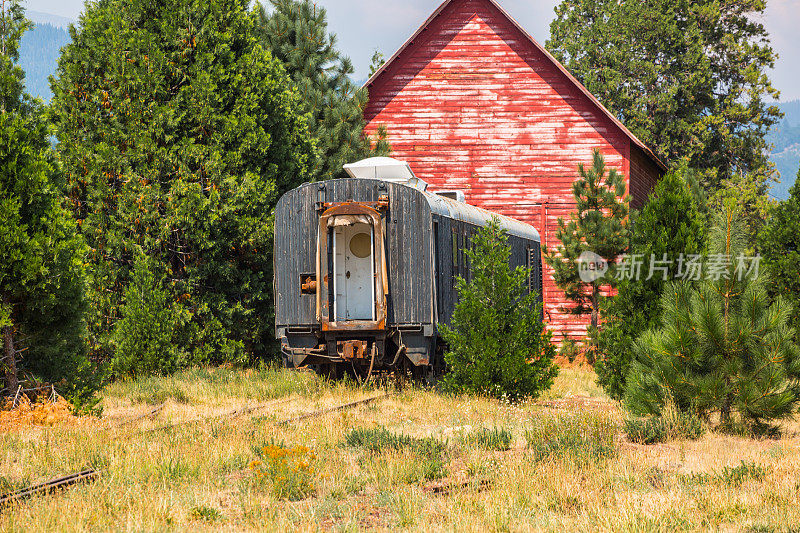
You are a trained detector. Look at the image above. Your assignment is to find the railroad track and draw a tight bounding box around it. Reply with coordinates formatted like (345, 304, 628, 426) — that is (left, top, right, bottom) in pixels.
(0, 469, 100, 509)
(0, 393, 391, 508)
(276, 393, 389, 426)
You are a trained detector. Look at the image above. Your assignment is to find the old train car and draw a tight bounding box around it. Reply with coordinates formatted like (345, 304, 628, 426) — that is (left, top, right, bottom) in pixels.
(274, 157, 542, 378)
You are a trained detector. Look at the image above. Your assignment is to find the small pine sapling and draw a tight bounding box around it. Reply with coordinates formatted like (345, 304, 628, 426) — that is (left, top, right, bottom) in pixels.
(545, 149, 630, 361)
(626, 201, 800, 435)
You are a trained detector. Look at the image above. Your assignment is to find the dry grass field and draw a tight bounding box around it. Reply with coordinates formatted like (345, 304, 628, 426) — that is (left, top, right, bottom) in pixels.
(1, 365, 799, 532)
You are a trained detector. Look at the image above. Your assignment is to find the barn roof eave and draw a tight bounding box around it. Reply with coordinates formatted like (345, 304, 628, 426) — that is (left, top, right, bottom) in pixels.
(363, 0, 668, 173)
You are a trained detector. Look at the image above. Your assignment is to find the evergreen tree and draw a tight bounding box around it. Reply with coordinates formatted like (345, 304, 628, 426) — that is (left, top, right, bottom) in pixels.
(595, 165, 708, 399)
(50, 0, 315, 368)
(441, 218, 557, 402)
(112, 254, 183, 377)
(545, 149, 630, 359)
(0, 0, 95, 404)
(256, 0, 389, 182)
(758, 166, 800, 338)
(626, 202, 800, 435)
(547, 0, 781, 192)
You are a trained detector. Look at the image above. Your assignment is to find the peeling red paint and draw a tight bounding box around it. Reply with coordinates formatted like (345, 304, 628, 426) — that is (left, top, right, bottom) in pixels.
(364, 0, 664, 340)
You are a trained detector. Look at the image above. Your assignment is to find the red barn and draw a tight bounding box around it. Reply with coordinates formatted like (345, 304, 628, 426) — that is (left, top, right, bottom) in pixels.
(363, 0, 666, 340)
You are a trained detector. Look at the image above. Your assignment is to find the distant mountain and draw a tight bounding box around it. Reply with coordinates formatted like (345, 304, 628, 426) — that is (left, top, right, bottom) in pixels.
(768, 100, 800, 200)
(28, 10, 73, 29)
(19, 22, 71, 101)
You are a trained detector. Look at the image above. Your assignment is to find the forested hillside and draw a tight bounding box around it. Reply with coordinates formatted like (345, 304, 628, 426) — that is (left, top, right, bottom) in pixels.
(768, 100, 800, 199)
(19, 23, 70, 100)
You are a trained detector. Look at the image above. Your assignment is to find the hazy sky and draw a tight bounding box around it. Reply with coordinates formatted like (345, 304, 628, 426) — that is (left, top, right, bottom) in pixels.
(24, 0, 800, 102)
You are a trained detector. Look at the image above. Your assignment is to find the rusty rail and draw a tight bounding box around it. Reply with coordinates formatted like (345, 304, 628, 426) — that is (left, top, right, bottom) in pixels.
(107, 402, 166, 429)
(276, 393, 389, 426)
(0, 469, 100, 509)
(138, 397, 293, 435)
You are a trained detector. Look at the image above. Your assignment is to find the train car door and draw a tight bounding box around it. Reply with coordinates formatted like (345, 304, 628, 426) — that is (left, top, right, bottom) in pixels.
(333, 223, 375, 321)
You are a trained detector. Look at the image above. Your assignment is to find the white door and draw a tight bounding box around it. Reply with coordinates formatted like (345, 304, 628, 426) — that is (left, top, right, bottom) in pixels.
(334, 223, 375, 321)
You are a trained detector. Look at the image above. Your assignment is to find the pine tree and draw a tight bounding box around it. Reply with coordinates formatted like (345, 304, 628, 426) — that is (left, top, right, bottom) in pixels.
(0, 0, 94, 404)
(547, 0, 782, 192)
(545, 149, 630, 359)
(256, 0, 389, 182)
(626, 202, 800, 435)
(595, 165, 707, 399)
(758, 166, 800, 338)
(441, 218, 558, 402)
(50, 0, 315, 368)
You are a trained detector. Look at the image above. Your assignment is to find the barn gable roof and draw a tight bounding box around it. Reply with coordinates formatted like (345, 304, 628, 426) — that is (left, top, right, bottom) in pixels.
(364, 0, 667, 171)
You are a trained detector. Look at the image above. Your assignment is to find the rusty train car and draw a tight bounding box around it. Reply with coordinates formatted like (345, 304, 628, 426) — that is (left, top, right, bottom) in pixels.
(274, 158, 542, 378)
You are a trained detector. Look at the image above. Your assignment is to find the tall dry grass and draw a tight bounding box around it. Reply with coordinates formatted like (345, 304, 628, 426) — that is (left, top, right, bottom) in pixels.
(0, 366, 798, 531)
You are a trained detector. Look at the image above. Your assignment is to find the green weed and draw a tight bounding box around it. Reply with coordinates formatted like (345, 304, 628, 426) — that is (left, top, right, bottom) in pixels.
(525, 413, 617, 463)
(189, 505, 223, 522)
(461, 427, 513, 451)
(624, 404, 705, 444)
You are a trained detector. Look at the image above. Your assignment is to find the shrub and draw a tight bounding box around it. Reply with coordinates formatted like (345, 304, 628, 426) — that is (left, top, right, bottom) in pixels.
(626, 202, 800, 434)
(130, 380, 191, 405)
(595, 165, 707, 400)
(624, 413, 705, 445)
(680, 461, 768, 487)
(461, 427, 513, 451)
(525, 414, 617, 464)
(557, 337, 581, 363)
(189, 505, 223, 522)
(441, 217, 558, 402)
(624, 398, 705, 444)
(112, 255, 185, 377)
(250, 443, 316, 501)
(343, 427, 446, 457)
(718, 461, 767, 486)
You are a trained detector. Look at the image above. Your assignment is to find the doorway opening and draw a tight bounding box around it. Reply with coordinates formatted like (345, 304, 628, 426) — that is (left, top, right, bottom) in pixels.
(333, 222, 375, 322)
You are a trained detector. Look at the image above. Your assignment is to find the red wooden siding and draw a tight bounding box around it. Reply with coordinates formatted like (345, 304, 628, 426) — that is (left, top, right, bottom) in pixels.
(629, 146, 661, 210)
(364, 0, 663, 340)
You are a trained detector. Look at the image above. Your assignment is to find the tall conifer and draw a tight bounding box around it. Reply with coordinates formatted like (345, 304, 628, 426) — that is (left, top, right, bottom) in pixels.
(256, 0, 389, 182)
(545, 150, 630, 359)
(595, 165, 707, 399)
(50, 0, 315, 369)
(0, 0, 93, 403)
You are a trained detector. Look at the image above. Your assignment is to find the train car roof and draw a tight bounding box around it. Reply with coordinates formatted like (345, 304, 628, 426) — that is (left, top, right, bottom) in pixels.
(419, 186, 540, 242)
(288, 177, 540, 243)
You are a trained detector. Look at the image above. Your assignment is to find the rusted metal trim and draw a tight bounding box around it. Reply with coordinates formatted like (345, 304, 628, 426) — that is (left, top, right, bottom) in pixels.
(318, 200, 388, 213)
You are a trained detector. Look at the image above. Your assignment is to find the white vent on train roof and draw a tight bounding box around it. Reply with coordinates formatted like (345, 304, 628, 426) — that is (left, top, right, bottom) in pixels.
(343, 157, 428, 191)
(435, 190, 466, 203)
